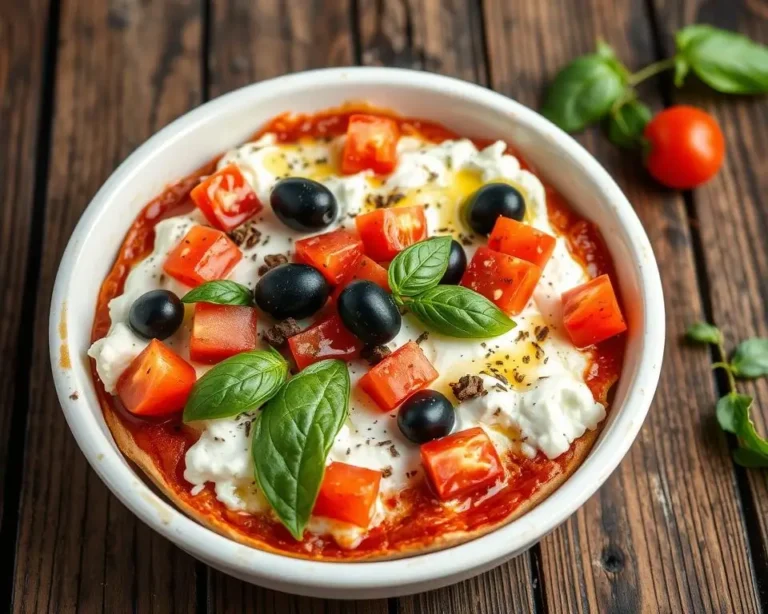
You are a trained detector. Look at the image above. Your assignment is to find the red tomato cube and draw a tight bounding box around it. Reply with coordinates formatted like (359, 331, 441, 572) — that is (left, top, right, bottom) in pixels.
(189, 303, 259, 364)
(359, 341, 438, 411)
(460, 247, 541, 316)
(190, 164, 262, 232)
(488, 217, 557, 269)
(341, 114, 400, 175)
(163, 226, 242, 287)
(313, 462, 382, 527)
(561, 274, 627, 348)
(355, 206, 427, 262)
(288, 314, 363, 371)
(420, 427, 504, 500)
(331, 256, 390, 302)
(116, 339, 197, 417)
(294, 229, 364, 285)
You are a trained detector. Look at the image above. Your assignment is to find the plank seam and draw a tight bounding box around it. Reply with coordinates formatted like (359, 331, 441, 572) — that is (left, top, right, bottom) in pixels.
(642, 0, 768, 611)
(0, 0, 62, 609)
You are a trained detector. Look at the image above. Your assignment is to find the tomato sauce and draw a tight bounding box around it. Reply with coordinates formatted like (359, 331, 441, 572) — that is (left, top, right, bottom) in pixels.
(91, 107, 625, 559)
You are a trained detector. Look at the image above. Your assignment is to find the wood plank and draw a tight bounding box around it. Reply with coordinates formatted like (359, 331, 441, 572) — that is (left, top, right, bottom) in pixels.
(12, 1, 203, 612)
(483, 0, 761, 611)
(651, 0, 768, 599)
(205, 2, 387, 611)
(0, 0, 51, 546)
(356, 1, 537, 612)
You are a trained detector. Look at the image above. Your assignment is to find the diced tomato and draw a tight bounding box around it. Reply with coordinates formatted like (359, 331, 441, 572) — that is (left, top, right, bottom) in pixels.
(460, 247, 541, 316)
(189, 303, 259, 364)
(313, 462, 382, 527)
(331, 256, 390, 302)
(561, 274, 627, 348)
(294, 229, 364, 285)
(359, 341, 438, 411)
(488, 217, 557, 269)
(116, 339, 197, 417)
(355, 206, 427, 262)
(190, 164, 262, 231)
(163, 226, 242, 287)
(340, 114, 400, 175)
(420, 427, 504, 500)
(288, 314, 363, 371)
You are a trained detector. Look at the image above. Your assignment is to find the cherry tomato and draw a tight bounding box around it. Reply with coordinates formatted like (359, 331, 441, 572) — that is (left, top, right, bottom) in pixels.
(644, 106, 725, 190)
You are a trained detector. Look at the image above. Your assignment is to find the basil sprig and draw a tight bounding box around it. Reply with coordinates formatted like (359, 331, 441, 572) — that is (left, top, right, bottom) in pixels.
(183, 348, 288, 422)
(388, 235, 451, 296)
(543, 26, 768, 148)
(388, 237, 515, 339)
(686, 323, 768, 468)
(252, 359, 350, 539)
(675, 25, 768, 94)
(403, 286, 515, 338)
(181, 280, 254, 306)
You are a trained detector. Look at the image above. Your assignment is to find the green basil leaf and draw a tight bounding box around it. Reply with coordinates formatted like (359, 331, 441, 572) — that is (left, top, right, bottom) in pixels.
(685, 321, 722, 345)
(675, 25, 768, 94)
(716, 393, 768, 461)
(607, 100, 651, 149)
(733, 447, 768, 468)
(252, 359, 350, 540)
(404, 285, 516, 338)
(541, 49, 628, 133)
(388, 236, 452, 297)
(730, 338, 768, 378)
(181, 280, 254, 306)
(183, 348, 288, 422)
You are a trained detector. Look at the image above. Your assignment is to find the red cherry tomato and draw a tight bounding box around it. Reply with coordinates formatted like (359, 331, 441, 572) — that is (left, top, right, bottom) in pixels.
(644, 106, 725, 190)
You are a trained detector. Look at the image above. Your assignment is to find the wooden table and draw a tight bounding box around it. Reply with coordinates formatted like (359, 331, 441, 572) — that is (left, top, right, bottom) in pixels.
(2, 0, 768, 611)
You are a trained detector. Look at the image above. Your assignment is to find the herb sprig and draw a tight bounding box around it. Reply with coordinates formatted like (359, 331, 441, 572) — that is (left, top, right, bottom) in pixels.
(543, 25, 768, 148)
(686, 322, 768, 468)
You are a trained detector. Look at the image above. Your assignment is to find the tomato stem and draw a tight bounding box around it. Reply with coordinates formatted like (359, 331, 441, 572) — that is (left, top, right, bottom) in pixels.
(712, 336, 737, 393)
(628, 57, 677, 87)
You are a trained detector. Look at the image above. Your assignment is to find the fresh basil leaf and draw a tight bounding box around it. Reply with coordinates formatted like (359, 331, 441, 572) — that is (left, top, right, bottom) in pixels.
(403, 285, 516, 338)
(541, 47, 628, 133)
(733, 447, 768, 468)
(607, 100, 651, 149)
(685, 321, 722, 345)
(730, 338, 768, 378)
(716, 393, 768, 462)
(181, 280, 254, 306)
(252, 359, 350, 540)
(675, 25, 768, 94)
(388, 236, 452, 297)
(183, 348, 288, 422)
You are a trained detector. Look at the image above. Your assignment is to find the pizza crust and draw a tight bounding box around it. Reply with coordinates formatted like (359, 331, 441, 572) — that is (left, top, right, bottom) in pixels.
(103, 398, 600, 561)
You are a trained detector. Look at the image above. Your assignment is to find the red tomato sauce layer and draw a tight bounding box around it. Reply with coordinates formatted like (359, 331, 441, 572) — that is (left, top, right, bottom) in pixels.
(91, 106, 626, 559)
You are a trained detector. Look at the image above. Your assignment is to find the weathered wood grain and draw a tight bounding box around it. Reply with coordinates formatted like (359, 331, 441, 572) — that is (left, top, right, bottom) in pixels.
(651, 0, 768, 603)
(484, 0, 762, 611)
(0, 0, 51, 563)
(204, 2, 386, 611)
(12, 1, 203, 612)
(357, 1, 538, 612)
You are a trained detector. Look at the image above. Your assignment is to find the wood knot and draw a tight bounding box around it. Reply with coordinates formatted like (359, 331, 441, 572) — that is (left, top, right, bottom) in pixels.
(600, 546, 625, 573)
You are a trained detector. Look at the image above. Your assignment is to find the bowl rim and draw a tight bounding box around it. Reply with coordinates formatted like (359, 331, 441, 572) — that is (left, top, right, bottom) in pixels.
(49, 66, 664, 594)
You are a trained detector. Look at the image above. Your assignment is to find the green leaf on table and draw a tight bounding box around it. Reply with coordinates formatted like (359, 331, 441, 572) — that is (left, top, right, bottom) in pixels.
(730, 338, 768, 378)
(181, 280, 254, 306)
(675, 25, 768, 94)
(733, 447, 768, 468)
(607, 100, 652, 149)
(388, 236, 452, 297)
(541, 44, 628, 133)
(403, 285, 516, 338)
(716, 393, 768, 465)
(252, 359, 350, 540)
(685, 321, 722, 345)
(183, 348, 288, 422)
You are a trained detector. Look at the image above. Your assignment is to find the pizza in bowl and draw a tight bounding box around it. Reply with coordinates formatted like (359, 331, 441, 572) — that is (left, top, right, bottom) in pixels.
(88, 106, 627, 560)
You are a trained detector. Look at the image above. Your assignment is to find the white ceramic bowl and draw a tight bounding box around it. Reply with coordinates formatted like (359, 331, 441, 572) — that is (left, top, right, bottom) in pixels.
(49, 67, 664, 599)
